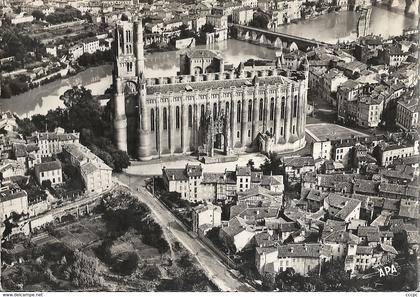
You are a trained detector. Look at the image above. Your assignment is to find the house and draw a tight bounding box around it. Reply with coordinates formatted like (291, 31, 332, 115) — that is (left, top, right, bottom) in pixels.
(282, 156, 315, 183)
(34, 160, 62, 186)
(62, 144, 112, 194)
(232, 7, 254, 25)
(237, 186, 283, 207)
(27, 128, 80, 158)
(82, 38, 100, 54)
(396, 97, 419, 131)
(323, 193, 361, 223)
(357, 226, 380, 247)
(192, 204, 222, 233)
(256, 243, 332, 276)
(11, 13, 34, 25)
(380, 46, 408, 67)
(162, 164, 204, 202)
(322, 230, 359, 260)
(219, 217, 255, 252)
(163, 164, 283, 203)
(0, 184, 28, 220)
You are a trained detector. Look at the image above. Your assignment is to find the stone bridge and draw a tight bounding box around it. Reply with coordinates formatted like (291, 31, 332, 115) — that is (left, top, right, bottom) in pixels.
(229, 24, 329, 51)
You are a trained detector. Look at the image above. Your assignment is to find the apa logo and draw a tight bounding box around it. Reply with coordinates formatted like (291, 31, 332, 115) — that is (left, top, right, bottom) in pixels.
(378, 264, 397, 277)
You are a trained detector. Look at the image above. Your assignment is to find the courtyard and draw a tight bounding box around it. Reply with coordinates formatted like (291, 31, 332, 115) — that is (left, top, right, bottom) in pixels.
(305, 123, 369, 142)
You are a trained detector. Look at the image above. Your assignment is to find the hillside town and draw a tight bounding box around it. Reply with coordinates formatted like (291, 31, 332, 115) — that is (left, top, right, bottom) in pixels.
(0, 0, 418, 293)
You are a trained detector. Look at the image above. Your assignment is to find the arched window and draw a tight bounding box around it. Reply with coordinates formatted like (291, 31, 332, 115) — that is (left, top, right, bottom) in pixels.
(281, 97, 285, 119)
(163, 107, 167, 130)
(201, 104, 205, 122)
(188, 105, 193, 127)
(259, 99, 264, 121)
(270, 98, 275, 120)
(293, 95, 298, 117)
(151, 108, 155, 131)
(213, 102, 218, 120)
(176, 106, 180, 129)
(248, 100, 252, 121)
(237, 101, 241, 123)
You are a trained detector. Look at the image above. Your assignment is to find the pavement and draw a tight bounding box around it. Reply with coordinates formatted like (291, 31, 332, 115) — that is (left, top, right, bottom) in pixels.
(115, 173, 255, 292)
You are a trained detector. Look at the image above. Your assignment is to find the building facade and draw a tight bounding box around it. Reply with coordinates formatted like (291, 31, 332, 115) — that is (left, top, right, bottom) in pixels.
(112, 18, 309, 161)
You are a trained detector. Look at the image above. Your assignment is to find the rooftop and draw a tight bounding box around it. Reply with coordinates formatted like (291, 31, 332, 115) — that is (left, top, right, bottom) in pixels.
(35, 160, 61, 173)
(277, 243, 331, 258)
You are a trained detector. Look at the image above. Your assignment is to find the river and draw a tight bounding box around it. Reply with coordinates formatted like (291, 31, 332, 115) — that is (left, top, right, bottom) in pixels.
(2, 6, 417, 118)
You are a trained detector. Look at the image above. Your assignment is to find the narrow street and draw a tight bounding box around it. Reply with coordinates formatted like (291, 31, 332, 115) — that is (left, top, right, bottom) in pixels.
(115, 173, 255, 292)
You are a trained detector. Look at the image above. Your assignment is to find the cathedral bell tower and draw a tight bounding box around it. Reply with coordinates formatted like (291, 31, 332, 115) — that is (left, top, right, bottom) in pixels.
(113, 16, 151, 160)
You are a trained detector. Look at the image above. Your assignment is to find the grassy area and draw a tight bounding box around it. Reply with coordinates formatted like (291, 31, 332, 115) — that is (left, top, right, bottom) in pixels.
(2, 189, 217, 292)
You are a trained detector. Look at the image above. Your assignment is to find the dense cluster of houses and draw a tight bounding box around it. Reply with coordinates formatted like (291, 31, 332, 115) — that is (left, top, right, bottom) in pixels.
(163, 127, 419, 278)
(304, 33, 418, 130)
(0, 114, 112, 230)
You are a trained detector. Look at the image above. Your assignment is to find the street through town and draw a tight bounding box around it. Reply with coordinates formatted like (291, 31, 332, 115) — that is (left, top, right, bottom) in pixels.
(115, 173, 255, 292)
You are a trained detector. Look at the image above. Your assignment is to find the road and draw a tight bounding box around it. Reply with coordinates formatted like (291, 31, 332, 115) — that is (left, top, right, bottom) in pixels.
(115, 173, 254, 292)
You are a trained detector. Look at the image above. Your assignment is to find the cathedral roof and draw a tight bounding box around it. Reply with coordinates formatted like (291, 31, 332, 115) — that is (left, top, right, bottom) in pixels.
(146, 75, 294, 95)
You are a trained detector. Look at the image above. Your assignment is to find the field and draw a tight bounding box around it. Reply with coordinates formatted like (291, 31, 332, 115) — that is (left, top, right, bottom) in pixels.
(3, 189, 216, 292)
(305, 123, 369, 142)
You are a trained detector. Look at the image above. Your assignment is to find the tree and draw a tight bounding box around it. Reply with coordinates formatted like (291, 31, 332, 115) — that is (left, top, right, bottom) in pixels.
(249, 14, 269, 29)
(111, 150, 130, 172)
(247, 159, 256, 171)
(64, 251, 102, 288)
(31, 10, 45, 20)
(17, 118, 37, 136)
(259, 152, 282, 175)
(112, 252, 139, 275)
(142, 265, 161, 280)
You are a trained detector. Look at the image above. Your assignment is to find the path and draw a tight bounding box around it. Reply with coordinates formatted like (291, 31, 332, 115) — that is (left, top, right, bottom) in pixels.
(115, 174, 254, 292)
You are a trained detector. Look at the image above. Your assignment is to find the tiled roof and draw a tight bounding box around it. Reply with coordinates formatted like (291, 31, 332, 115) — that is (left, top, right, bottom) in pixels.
(0, 186, 27, 203)
(283, 156, 315, 168)
(13, 144, 27, 158)
(80, 163, 98, 176)
(325, 193, 361, 220)
(323, 230, 359, 244)
(36, 132, 78, 142)
(221, 217, 246, 237)
(230, 204, 248, 219)
(238, 207, 279, 221)
(382, 198, 400, 212)
(277, 243, 331, 258)
(186, 164, 202, 177)
(260, 175, 282, 186)
(357, 226, 380, 242)
(163, 168, 188, 181)
(356, 245, 373, 255)
(35, 160, 61, 172)
(202, 172, 224, 184)
(379, 182, 419, 198)
(146, 74, 295, 95)
(278, 222, 300, 233)
(305, 188, 328, 202)
(398, 199, 419, 219)
(353, 179, 379, 195)
(236, 166, 251, 176)
(251, 171, 263, 183)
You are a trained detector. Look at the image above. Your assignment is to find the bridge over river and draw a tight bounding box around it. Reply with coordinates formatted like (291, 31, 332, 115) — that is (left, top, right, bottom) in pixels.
(229, 23, 330, 51)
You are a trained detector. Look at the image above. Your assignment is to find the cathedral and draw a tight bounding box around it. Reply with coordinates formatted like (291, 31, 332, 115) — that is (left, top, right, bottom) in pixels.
(112, 17, 309, 161)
